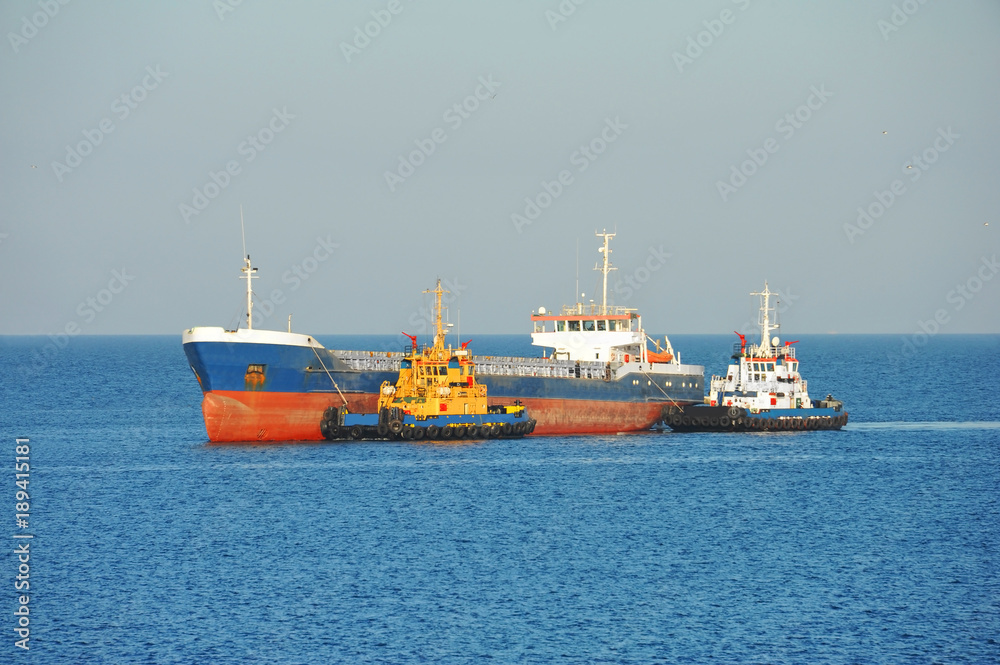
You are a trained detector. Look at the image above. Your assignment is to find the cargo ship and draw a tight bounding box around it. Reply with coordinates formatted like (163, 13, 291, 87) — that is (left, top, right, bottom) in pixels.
(662, 281, 847, 432)
(182, 231, 705, 441)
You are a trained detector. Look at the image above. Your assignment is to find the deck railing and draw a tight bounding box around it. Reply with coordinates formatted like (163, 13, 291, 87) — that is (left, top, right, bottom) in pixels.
(332, 350, 617, 380)
(558, 304, 636, 317)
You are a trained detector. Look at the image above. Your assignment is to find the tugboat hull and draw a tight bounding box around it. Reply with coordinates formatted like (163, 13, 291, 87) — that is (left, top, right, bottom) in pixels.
(320, 406, 536, 442)
(663, 405, 848, 432)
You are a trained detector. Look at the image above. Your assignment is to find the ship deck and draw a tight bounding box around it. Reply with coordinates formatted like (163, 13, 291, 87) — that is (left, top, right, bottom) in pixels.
(331, 350, 701, 380)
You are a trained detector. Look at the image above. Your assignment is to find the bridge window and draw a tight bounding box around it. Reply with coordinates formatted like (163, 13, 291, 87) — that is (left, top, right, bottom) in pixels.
(597, 320, 606, 331)
(583, 320, 595, 331)
(568, 321, 581, 331)
(556, 321, 565, 332)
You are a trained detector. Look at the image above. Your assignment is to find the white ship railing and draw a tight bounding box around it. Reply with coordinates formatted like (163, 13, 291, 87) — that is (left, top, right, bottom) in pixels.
(331, 350, 648, 380)
(558, 304, 636, 317)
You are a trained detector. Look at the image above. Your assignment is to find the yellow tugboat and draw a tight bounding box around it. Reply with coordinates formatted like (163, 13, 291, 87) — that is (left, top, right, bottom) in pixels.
(321, 280, 535, 441)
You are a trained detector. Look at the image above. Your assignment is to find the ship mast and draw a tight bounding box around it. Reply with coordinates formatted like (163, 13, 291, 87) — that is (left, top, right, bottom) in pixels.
(238, 206, 257, 330)
(750, 281, 779, 355)
(241, 254, 257, 330)
(595, 229, 616, 314)
(424, 279, 449, 354)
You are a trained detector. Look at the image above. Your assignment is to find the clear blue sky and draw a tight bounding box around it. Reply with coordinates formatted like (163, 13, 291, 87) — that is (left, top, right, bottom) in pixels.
(2, 1, 998, 336)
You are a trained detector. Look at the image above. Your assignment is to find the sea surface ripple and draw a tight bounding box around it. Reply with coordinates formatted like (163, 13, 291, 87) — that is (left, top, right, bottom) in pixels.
(1, 334, 998, 664)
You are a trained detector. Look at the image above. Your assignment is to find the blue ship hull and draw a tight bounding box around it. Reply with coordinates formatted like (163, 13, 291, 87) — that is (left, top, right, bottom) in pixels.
(182, 330, 706, 441)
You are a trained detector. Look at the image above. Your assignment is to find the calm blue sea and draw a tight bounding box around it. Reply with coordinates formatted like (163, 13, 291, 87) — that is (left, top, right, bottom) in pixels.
(1, 334, 998, 664)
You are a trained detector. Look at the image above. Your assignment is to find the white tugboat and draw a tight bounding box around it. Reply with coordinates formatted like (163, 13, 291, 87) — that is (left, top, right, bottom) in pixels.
(663, 282, 848, 432)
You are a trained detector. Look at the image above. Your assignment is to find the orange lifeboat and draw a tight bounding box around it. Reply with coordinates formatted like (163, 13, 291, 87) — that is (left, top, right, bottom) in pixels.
(646, 349, 673, 363)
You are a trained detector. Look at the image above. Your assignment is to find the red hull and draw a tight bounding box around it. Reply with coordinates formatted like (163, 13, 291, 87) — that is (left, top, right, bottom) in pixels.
(498, 397, 664, 436)
(199, 390, 667, 442)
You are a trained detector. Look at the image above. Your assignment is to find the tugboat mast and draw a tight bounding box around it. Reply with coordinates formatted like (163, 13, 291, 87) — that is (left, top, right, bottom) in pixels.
(425, 279, 449, 353)
(595, 229, 616, 315)
(750, 281, 778, 355)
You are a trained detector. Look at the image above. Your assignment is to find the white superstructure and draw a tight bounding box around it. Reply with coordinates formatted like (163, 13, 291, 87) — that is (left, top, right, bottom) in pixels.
(708, 281, 814, 411)
(530, 230, 681, 368)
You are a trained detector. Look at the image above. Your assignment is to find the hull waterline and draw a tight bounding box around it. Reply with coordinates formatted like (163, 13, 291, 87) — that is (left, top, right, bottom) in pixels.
(199, 389, 678, 442)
